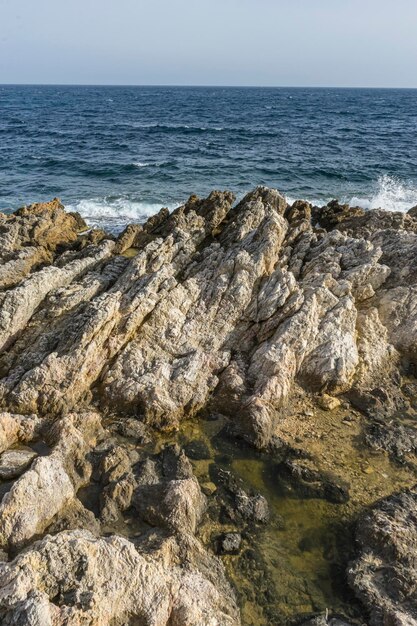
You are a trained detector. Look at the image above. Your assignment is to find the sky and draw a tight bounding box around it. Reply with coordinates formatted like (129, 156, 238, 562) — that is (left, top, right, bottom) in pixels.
(0, 0, 416, 87)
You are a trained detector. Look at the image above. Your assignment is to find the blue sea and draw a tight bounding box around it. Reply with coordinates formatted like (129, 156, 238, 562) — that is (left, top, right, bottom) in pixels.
(1, 85, 417, 231)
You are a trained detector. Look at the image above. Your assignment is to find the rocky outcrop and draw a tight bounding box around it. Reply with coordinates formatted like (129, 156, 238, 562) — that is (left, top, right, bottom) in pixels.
(0, 529, 239, 626)
(349, 487, 417, 626)
(0, 199, 87, 290)
(0, 411, 102, 551)
(1, 189, 417, 624)
(0, 188, 408, 447)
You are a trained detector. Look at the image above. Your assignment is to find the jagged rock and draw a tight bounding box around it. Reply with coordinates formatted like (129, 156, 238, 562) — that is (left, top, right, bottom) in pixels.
(114, 223, 143, 254)
(408, 205, 417, 219)
(184, 439, 211, 460)
(0, 199, 87, 291)
(99, 444, 132, 484)
(77, 227, 109, 249)
(349, 487, 417, 626)
(3, 188, 417, 623)
(0, 412, 103, 551)
(0, 413, 42, 454)
(275, 460, 350, 504)
(210, 465, 270, 524)
(365, 418, 417, 462)
(312, 199, 365, 230)
(134, 477, 206, 534)
(0, 530, 239, 625)
(236, 491, 270, 523)
(46, 497, 101, 536)
(133, 445, 206, 533)
(100, 471, 137, 524)
(0, 187, 406, 451)
(109, 417, 152, 443)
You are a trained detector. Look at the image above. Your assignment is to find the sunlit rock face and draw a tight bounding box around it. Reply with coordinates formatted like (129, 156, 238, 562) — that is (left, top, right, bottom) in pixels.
(1, 189, 417, 624)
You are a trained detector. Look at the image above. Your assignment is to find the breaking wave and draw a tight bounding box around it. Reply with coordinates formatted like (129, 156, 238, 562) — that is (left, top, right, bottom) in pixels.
(347, 175, 417, 212)
(67, 197, 180, 233)
(68, 176, 417, 235)
(286, 176, 417, 213)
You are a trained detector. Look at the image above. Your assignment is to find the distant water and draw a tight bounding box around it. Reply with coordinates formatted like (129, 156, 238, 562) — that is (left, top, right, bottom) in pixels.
(1, 85, 417, 231)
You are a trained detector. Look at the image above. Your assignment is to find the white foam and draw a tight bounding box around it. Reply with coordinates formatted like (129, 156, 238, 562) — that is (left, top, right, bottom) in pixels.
(67, 197, 180, 232)
(285, 175, 417, 213)
(347, 175, 417, 213)
(284, 194, 324, 207)
(132, 161, 171, 168)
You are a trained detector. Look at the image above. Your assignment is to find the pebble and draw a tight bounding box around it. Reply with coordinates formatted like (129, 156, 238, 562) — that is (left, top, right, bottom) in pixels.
(201, 481, 217, 496)
(362, 466, 374, 475)
(318, 394, 341, 411)
(217, 532, 242, 554)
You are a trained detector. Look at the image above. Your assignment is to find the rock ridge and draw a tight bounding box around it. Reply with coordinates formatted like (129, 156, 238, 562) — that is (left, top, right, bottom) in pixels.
(0, 189, 417, 624)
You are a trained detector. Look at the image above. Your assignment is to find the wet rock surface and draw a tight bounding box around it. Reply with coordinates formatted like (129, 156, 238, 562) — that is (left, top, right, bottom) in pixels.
(217, 532, 242, 554)
(0, 191, 417, 623)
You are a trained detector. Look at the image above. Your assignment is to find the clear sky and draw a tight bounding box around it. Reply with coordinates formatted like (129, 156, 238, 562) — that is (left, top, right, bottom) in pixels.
(1, 0, 416, 87)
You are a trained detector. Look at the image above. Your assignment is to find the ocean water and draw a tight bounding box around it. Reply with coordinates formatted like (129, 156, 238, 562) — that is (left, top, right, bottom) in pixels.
(1, 85, 417, 231)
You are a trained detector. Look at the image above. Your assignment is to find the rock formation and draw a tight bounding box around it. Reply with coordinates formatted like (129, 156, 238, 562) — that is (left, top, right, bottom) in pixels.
(0, 189, 417, 624)
(349, 488, 417, 626)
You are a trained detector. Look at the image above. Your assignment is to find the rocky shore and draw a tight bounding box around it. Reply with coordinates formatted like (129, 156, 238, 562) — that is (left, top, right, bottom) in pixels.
(0, 188, 417, 625)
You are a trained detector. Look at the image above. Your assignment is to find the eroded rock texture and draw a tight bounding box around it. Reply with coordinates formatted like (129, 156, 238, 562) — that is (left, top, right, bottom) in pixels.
(2, 189, 412, 443)
(349, 487, 417, 626)
(0, 191, 417, 624)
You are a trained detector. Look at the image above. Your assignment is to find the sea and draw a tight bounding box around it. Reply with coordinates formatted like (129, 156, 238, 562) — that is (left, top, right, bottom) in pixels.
(1, 85, 417, 232)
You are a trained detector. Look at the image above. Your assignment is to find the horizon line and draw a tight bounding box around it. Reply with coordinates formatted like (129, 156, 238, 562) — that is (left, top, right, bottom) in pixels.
(1, 82, 417, 90)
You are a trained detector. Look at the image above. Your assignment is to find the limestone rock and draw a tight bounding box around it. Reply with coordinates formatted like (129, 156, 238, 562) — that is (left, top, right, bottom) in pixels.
(217, 532, 242, 554)
(349, 487, 417, 626)
(0, 412, 103, 551)
(0, 413, 42, 455)
(317, 394, 341, 411)
(0, 187, 403, 451)
(2, 188, 417, 624)
(133, 444, 206, 534)
(46, 497, 101, 536)
(109, 417, 152, 443)
(0, 448, 37, 481)
(0, 529, 239, 625)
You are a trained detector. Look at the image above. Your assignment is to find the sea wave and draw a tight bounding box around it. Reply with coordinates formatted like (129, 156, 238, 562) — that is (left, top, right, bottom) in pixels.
(129, 123, 224, 132)
(347, 175, 417, 212)
(286, 175, 417, 213)
(69, 175, 417, 235)
(132, 160, 174, 168)
(67, 197, 180, 232)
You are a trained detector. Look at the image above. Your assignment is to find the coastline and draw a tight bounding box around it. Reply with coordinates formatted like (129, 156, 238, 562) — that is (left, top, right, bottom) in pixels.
(0, 188, 416, 624)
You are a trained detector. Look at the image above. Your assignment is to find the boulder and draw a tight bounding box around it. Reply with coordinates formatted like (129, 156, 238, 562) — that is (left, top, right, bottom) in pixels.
(0, 530, 239, 626)
(0, 412, 103, 551)
(349, 487, 417, 626)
